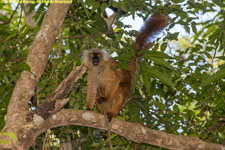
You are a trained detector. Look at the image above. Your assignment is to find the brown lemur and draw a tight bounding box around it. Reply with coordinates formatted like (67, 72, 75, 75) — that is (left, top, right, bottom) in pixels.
(82, 14, 170, 121)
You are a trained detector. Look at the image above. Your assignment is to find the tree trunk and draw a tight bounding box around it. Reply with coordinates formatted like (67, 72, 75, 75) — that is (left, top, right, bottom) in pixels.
(0, 2, 224, 150)
(0, 3, 71, 149)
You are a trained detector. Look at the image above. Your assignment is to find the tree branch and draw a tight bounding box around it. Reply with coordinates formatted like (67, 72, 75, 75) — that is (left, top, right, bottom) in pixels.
(26, 66, 87, 122)
(0, 4, 71, 149)
(0, 1, 20, 25)
(33, 109, 225, 150)
(6, 3, 71, 123)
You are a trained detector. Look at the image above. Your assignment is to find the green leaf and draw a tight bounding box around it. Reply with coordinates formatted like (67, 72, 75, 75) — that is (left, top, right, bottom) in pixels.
(168, 32, 179, 40)
(148, 69, 175, 89)
(0, 132, 18, 141)
(6, 32, 17, 41)
(117, 63, 130, 70)
(91, 143, 100, 147)
(100, 3, 108, 13)
(156, 102, 165, 110)
(213, 0, 224, 7)
(105, 133, 117, 143)
(91, 13, 108, 33)
(91, 1, 100, 14)
(141, 51, 174, 59)
(201, 67, 225, 87)
(148, 57, 175, 71)
(119, 1, 127, 11)
(184, 25, 190, 33)
(141, 51, 175, 70)
(216, 56, 225, 60)
(140, 69, 150, 96)
(171, 0, 185, 3)
(161, 42, 167, 52)
(112, 1, 119, 8)
(173, 104, 179, 112)
(0, 140, 11, 144)
(141, 63, 175, 89)
(13, 62, 31, 72)
(191, 22, 197, 34)
(83, 7, 91, 18)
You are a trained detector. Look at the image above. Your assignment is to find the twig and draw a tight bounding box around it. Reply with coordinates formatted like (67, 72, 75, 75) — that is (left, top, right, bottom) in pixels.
(43, 130, 49, 150)
(56, 24, 64, 84)
(110, 11, 119, 29)
(17, 4, 23, 27)
(101, 103, 113, 150)
(60, 31, 123, 40)
(133, 143, 136, 150)
(57, 35, 86, 40)
(0, 1, 20, 25)
(73, 11, 84, 37)
(26, 66, 86, 122)
(72, 7, 87, 47)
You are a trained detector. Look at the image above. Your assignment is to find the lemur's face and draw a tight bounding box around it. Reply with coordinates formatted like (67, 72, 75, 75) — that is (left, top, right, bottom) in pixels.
(88, 52, 103, 66)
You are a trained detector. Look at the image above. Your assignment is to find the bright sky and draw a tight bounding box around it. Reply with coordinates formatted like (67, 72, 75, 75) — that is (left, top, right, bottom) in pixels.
(109, 8, 219, 38)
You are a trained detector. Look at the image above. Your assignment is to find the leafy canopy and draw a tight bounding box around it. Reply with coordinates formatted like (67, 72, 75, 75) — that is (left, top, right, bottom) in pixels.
(0, 0, 224, 149)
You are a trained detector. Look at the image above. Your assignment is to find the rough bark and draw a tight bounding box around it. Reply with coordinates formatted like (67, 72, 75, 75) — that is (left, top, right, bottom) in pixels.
(0, 2, 224, 150)
(0, 3, 71, 149)
(0, 65, 85, 149)
(26, 66, 86, 122)
(34, 109, 225, 150)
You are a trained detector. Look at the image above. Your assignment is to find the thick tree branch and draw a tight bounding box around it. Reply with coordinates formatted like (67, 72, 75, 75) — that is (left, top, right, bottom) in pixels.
(0, 3, 71, 149)
(33, 109, 225, 150)
(26, 66, 86, 122)
(6, 3, 71, 123)
(1, 2, 223, 150)
(0, 64, 85, 149)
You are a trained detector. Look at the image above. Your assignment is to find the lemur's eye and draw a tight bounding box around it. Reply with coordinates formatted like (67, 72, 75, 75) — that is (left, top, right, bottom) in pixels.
(89, 53, 94, 57)
(98, 53, 102, 57)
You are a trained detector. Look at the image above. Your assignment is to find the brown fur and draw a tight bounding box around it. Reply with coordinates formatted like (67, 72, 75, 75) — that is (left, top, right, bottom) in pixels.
(82, 14, 170, 120)
(134, 14, 170, 55)
(82, 49, 134, 119)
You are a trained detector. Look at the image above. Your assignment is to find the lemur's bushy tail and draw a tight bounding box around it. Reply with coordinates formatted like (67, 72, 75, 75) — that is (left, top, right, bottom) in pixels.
(134, 14, 170, 53)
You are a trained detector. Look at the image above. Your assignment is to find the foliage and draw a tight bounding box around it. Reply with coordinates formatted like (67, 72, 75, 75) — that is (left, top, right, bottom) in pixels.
(0, 0, 225, 149)
(0, 132, 18, 144)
